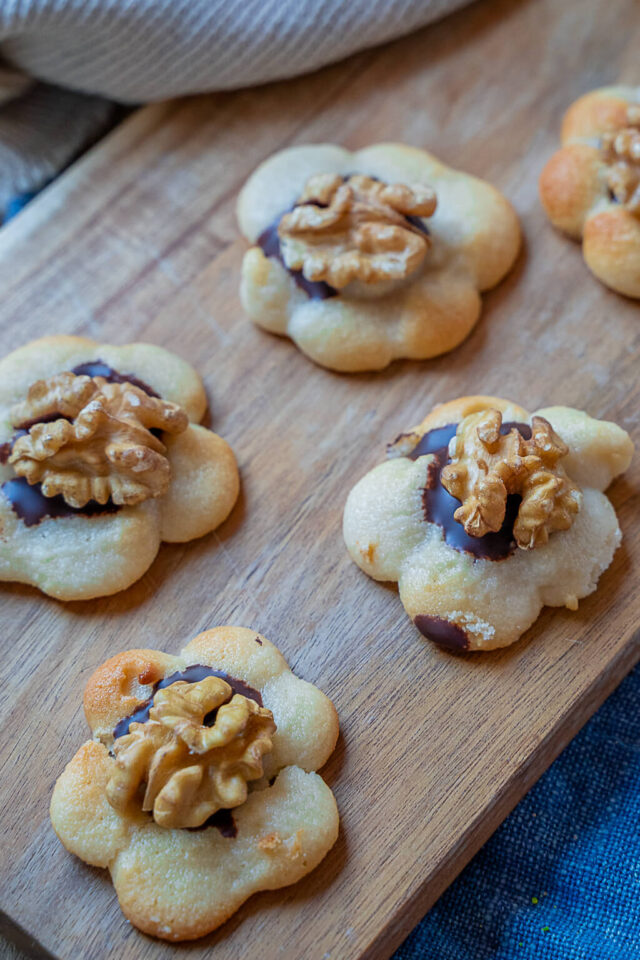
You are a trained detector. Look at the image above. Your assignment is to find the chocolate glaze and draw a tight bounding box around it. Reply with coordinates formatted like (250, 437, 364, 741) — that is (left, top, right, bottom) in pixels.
(501, 420, 532, 440)
(113, 664, 263, 740)
(414, 615, 469, 652)
(0, 430, 26, 465)
(190, 808, 237, 838)
(1, 362, 162, 524)
(408, 420, 532, 562)
(2, 477, 119, 526)
(257, 217, 337, 300)
(404, 213, 431, 237)
(71, 361, 159, 398)
(113, 664, 262, 839)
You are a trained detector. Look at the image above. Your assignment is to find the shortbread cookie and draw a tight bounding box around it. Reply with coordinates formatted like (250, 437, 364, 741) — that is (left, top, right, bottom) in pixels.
(50, 627, 339, 941)
(539, 86, 640, 296)
(0, 336, 239, 600)
(238, 144, 520, 371)
(343, 396, 633, 651)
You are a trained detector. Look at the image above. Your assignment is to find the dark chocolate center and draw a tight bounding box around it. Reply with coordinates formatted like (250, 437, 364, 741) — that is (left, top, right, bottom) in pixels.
(70, 361, 159, 398)
(113, 664, 263, 739)
(113, 664, 263, 840)
(257, 216, 337, 300)
(0, 430, 26, 465)
(408, 420, 532, 562)
(2, 477, 119, 527)
(1, 361, 159, 525)
(190, 808, 237, 838)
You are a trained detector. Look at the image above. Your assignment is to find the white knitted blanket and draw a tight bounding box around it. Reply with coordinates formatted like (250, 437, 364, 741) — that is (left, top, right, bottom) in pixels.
(0, 0, 469, 211)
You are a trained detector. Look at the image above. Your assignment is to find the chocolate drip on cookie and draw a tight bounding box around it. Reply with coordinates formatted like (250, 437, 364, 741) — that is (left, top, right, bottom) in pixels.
(113, 664, 263, 740)
(0, 430, 26, 464)
(257, 214, 338, 300)
(407, 421, 532, 561)
(190, 808, 238, 838)
(403, 213, 431, 237)
(413, 615, 470, 652)
(2, 477, 119, 526)
(70, 361, 159, 398)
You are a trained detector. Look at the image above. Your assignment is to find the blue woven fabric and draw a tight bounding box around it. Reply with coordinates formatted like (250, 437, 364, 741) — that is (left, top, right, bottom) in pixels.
(393, 663, 640, 960)
(3, 191, 37, 222)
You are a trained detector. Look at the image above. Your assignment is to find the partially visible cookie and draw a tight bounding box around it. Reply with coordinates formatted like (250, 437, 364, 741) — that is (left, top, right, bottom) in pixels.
(0, 336, 239, 600)
(238, 143, 520, 371)
(539, 86, 640, 296)
(50, 626, 340, 941)
(343, 395, 633, 651)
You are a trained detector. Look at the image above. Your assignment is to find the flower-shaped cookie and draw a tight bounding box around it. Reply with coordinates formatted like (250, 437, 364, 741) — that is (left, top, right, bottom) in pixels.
(343, 396, 633, 651)
(238, 144, 521, 371)
(539, 86, 640, 296)
(50, 626, 339, 940)
(0, 335, 239, 600)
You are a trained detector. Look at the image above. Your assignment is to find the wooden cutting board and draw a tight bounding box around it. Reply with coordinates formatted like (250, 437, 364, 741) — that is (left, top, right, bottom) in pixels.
(1, 0, 639, 957)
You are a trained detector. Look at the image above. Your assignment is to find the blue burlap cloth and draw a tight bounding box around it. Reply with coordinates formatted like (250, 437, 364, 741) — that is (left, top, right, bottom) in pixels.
(394, 664, 640, 959)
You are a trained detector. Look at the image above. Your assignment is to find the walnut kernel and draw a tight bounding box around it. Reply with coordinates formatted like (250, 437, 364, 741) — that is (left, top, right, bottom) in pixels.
(278, 173, 437, 288)
(602, 106, 640, 215)
(441, 410, 581, 550)
(9, 372, 188, 507)
(106, 676, 275, 829)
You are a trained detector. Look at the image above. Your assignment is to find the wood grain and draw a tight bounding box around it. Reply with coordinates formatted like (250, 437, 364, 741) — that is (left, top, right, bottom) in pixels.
(1, 0, 639, 958)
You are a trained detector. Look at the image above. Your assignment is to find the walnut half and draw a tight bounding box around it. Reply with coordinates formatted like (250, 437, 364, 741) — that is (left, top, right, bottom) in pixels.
(278, 173, 437, 289)
(106, 676, 276, 829)
(441, 410, 581, 550)
(602, 105, 640, 216)
(8, 372, 188, 507)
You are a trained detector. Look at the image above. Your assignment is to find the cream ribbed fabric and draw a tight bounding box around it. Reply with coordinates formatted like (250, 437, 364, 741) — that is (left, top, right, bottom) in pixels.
(0, 0, 469, 212)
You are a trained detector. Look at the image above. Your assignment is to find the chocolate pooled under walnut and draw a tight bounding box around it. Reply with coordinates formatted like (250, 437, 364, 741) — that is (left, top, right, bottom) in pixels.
(107, 675, 276, 829)
(278, 173, 437, 289)
(441, 410, 581, 550)
(602, 105, 640, 216)
(8, 370, 188, 508)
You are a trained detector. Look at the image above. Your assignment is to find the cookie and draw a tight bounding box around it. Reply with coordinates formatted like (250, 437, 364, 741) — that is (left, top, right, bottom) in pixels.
(238, 144, 521, 371)
(343, 396, 633, 651)
(50, 626, 340, 940)
(0, 335, 239, 600)
(539, 86, 640, 296)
